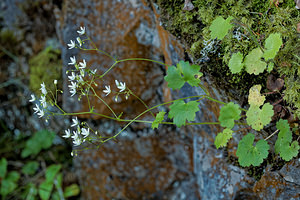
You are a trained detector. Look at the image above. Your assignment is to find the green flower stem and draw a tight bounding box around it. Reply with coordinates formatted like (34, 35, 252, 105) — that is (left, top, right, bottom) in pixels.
(205, 96, 226, 105)
(198, 83, 210, 96)
(117, 58, 169, 67)
(90, 87, 118, 118)
(100, 61, 118, 78)
(85, 35, 117, 62)
(128, 89, 155, 118)
(100, 95, 208, 144)
(100, 58, 169, 79)
(205, 96, 247, 112)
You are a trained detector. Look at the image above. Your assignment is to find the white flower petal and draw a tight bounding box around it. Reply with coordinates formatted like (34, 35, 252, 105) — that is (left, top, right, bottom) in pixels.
(67, 40, 75, 49)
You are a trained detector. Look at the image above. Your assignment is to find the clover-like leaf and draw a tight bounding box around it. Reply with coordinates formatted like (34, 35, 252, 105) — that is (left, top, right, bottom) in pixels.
(168, 100, 200, 127)
(248, 84, 265, 107)
(275, 119, 299, 161)
(218, 102, 241, 129)
(164, 61, 202, 90)
(246, 103, 274, 131)
(209, 16, 234, 40)
(214, 128, 233, 149)
(263, 33, 282, 61)
(152, 111, 166, 129)
(228, 52, 244, 74)
(236, 133, 269, 167)
(244, 48, 267, 75)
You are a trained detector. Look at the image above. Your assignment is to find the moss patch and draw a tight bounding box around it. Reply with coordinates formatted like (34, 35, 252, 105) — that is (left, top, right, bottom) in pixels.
(29, 46, 62, 94)
(157, 0, 300, 118)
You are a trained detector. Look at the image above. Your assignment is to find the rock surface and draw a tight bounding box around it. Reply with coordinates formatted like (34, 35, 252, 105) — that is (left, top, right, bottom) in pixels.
(1, 0, 299, 199)
(57, 0, 300, 199)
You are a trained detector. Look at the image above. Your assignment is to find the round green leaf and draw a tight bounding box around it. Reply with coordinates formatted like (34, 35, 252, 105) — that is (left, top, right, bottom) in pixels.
(263, 33, 282, 61)
(244, 48, 267, 75)
(214, 128, 233, 149)
(246, 103, 274, 131)
(228, 52, 243, 74)
(236, 133, 269, 167)
(218, 102, 241, 129)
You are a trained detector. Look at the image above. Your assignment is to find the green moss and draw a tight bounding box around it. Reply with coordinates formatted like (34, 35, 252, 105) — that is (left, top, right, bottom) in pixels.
(29, 46, 62, 94)
(157, 0, 300, 117)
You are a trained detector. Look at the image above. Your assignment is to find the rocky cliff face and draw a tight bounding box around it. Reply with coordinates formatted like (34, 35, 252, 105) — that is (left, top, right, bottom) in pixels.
(1, 0, 299, 199)
(57, 0, 300, 199)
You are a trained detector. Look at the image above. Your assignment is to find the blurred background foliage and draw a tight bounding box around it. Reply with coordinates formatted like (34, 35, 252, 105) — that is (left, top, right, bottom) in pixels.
(0, 0, 80, 199)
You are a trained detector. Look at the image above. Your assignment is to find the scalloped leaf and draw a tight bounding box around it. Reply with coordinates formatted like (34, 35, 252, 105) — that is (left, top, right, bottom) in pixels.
(209, 16, 234, 40)
(152, 111, 166, 129)
(246, 103, 274, 131)
(248, 84, 265, 107)
(263, 33, 282, 61)
(214, 128, 233, 149)
(168, 100, 200, 127)
(244, 48, 267, 75)
(275, 119, 299, 161)
(228, 52, 244, 74)
(164, 66, 185, 89)
(236, 133, 269, 167)
(218, 102, 241, 129)
(164, 61, 202, 90)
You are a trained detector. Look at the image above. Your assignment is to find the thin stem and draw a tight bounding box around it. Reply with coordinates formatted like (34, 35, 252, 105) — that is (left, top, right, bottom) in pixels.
(100, 95, 207, 144)
(90, 87, 118, 118)
(128, 89, 155, 118)
(117, 58, 170, 67)
(205, 96, 226, 105)
(85, 35, 116, 62)
(265, 129, 279, 141)
(100, 61, 118, 78)
(198, 83, 210, 96)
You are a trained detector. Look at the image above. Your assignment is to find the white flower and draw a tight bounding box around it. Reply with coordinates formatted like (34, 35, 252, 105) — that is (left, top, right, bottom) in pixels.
(40, 82, 47, 95)
(76, 37, 82, 47)
(71, 130, 79, 139)
(81, 128, 90, 138)
(68, 72, 76, 81)
(67, 40, 75, 49)
(78, 75, 84, 84)
(54, 80, 57, 85)
(71, 151, 74, 156)
(79, 59, 86, 69)
(68, 56, 76, 65)
(33, 104, 40, 113)
(68, 82, 77, 97)
(103, 85, 111, 96)
(37, 109, 44, 118)
(71, 117, 79, 127)
(40, 95, 47, 108)
(29, 94, 35, 102)
(114, 96, 118, 102)
(77, 26, 85, 35)
(115, 80, 126, 92)
(91, 69, 97, 75)
(73, 138, 82, 146)
(62, 129, 71, 138)
(70, 89, 76, 97)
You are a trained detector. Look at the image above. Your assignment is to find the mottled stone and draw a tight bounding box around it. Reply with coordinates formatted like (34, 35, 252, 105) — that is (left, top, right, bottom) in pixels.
(279, 159, 300, 185)
(254, 167, 300, 200)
